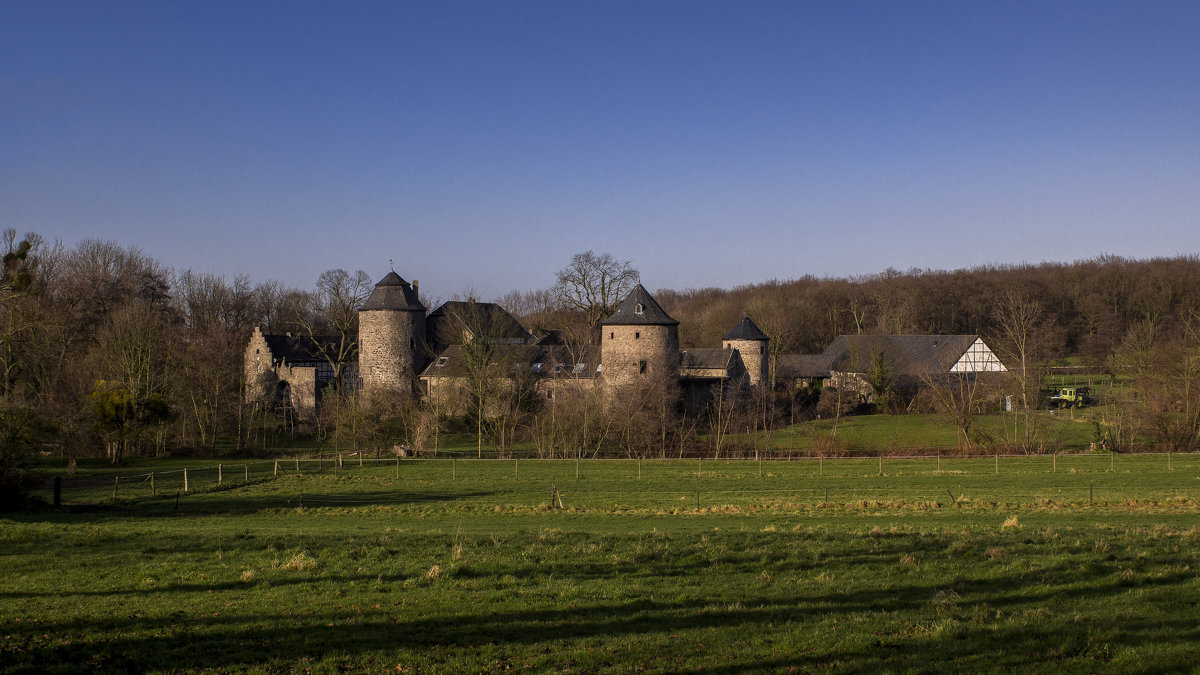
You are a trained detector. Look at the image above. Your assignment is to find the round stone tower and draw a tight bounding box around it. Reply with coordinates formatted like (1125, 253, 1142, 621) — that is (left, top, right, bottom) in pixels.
(722, 316, 770, 388)
(600, 284, 680, 388)
(358, 271, 426, 397)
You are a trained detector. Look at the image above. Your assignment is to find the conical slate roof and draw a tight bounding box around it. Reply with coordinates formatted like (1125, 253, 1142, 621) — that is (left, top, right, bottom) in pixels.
(723, 316, 769, 341)
(360, 271, 425, 311)
(601, 284, 678, 326)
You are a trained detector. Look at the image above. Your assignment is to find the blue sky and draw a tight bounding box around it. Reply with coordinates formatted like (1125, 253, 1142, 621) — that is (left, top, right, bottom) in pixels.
(3, 0, 1198, 299)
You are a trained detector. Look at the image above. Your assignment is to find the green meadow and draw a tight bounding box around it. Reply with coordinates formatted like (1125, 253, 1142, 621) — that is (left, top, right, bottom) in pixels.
(4, 456, 1200, 673)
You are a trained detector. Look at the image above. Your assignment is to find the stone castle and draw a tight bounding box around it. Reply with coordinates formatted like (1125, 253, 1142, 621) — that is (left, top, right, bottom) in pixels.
(245, 271, 767, 418)
(246, 271, 1006, 418)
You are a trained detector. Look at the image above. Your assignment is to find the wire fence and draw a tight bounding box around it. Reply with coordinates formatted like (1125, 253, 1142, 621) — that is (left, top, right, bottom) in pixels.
(35, 451, 1200, 512)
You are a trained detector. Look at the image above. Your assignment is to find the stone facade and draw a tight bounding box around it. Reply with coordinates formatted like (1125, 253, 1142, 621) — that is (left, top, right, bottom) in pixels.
(243, 326, 321, 419)
(359, 309, 424, 397)
(600, 324, 680, 388)
(723, 338, 767, 388)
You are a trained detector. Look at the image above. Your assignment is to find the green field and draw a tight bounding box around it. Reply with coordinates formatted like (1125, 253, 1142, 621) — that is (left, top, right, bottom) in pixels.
(4, 456, 1200, 672)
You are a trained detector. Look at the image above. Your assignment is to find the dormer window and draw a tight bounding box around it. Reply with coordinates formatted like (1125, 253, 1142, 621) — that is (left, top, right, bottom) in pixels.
(634, 303, 644, 315)
(531, 363, 543, 373)
(436, 357, 449, 367)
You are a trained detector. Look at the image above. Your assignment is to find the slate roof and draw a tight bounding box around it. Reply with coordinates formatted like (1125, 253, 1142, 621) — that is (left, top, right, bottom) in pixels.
(263, 334, 341, 364)
(601, 284, 679, 326)
(680, 348, 735, 370)
(420, 344, 600, 379)
(775, 354, 832, 379)
(822, 335, 980, 375)
(427, 301, 531, 345)
(722, 316, 769, 341)
(360, 271, 425, 311)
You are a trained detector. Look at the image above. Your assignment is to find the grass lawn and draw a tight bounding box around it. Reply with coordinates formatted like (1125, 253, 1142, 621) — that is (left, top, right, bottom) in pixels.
(754, 412, 1100, 453)
(4, 457, 1200, 673)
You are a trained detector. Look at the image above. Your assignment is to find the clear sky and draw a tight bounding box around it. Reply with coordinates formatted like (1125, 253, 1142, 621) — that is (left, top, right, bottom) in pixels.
(3, 0, 1198, 298)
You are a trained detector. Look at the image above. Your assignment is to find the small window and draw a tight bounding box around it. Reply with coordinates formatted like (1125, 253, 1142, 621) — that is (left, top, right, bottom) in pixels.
(635, 331, 640, 339)
(639, 360, 648, 374)
(255, 349, 260, 354)
(531, 363, 543, 373)
(634, 303, 644, 315)
(547, 390, 554, 400)
(554, 364, 564, 374)
(436, 356, 449, 367)
(573, 363, 586, 373)
(610, 331, 614, 340)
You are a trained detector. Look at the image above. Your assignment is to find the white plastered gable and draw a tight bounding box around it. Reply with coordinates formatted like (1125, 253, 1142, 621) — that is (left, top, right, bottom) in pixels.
(949, 338, 1007, 373)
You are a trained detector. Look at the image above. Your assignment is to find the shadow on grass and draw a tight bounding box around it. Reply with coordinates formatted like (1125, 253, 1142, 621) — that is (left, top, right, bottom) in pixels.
(5, 567, 1197, 673)
(9, 486, 502, 522)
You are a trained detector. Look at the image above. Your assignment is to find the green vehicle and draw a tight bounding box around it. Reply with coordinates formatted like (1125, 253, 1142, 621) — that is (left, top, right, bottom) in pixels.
(1049, 386, 1093, 408)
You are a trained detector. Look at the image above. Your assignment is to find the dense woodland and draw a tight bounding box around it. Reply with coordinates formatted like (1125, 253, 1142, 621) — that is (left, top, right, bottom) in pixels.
(3, 230, 1200, 494)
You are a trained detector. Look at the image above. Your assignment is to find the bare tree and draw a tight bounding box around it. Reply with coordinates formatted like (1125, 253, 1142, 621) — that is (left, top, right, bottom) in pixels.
(296, 269, 372, 388)
(991, 291, 1054, 447)
(553, 251, 639, 331)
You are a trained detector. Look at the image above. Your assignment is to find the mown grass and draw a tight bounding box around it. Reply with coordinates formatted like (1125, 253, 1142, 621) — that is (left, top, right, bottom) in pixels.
(5, 457, 1200, 673)
(758, 412, 1100, 452)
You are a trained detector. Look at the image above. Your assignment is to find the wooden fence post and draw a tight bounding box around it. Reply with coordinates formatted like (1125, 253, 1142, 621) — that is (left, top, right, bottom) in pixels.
(359, 452, 363, 467)
(244, 463, 249, 481)
(453, 457, 457, 481)
(995, 453, 999, 475)
(1110, 453, 1114, 472)
(638, 457, 642, 479)
(514, 457, 518, 479)
(878, 455, 882, 476)
(183, 468, 189, 493)
(576, 455, 580, 479)
(218, 463, 223, 484)
(395, 456, 400, 479)
(273, 460, 279, 476)
(113, 476, 119, 499)
(1053, 453, 1056, 473)
(1168, 452, 1172, 471)
(697, 456, 701, 478)
(820, 457, 823, 476)
(151, 472, 156, 496)
(295, 457, 300, 473)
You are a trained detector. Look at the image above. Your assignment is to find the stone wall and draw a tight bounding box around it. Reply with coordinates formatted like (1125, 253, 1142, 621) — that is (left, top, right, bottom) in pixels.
(244, 327, 274, 402)
(359, 309, 425, 397)
(242, 328, 320, 419)
(600, 324, 680, 388)
(722, 338, 768, 388)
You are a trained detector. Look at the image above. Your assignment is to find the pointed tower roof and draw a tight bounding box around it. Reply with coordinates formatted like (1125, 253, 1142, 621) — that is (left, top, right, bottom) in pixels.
(360, 271, 425, 311)
(723, 316, 769, 341)
(601, 284, 679, 326)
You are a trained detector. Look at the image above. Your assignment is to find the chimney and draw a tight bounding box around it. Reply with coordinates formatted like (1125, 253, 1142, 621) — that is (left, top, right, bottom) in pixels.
(412, 280, 419, 294)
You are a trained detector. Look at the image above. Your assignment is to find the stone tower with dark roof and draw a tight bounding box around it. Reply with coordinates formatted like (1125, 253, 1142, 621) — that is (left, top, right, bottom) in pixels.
(358, 271, 426, 397)
(722, 316, 770, 388)
(600, 284, 680, 387)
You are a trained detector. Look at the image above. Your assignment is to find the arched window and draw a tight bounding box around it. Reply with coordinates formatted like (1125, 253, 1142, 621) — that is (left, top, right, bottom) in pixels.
(634, 303, 644, 315)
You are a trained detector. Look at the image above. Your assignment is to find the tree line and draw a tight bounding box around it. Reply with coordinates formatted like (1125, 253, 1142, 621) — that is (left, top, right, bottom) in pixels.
(3, 232, 1199, 502)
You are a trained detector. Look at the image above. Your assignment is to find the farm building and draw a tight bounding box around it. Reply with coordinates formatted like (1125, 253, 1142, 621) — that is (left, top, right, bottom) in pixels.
(810, 334, 1008, 403)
